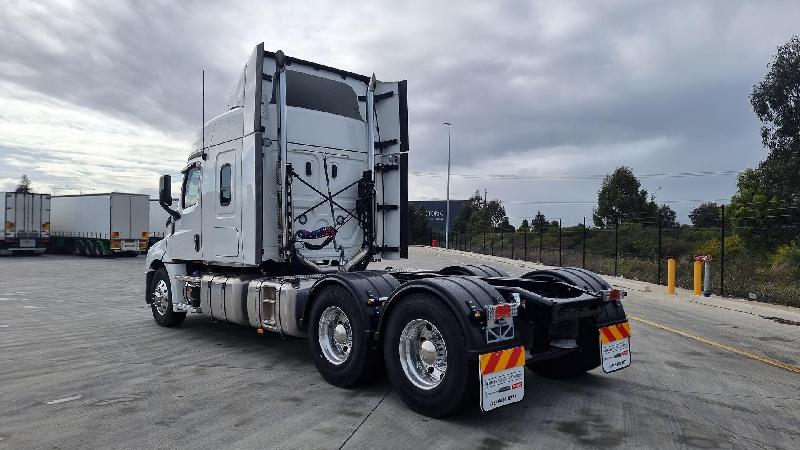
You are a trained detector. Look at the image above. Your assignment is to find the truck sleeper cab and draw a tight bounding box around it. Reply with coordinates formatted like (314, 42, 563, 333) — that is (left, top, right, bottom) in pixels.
(146, 44, 630, 417)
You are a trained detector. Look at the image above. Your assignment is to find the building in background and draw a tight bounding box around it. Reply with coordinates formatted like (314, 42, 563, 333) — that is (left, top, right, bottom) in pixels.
(410, 200, 467, 233)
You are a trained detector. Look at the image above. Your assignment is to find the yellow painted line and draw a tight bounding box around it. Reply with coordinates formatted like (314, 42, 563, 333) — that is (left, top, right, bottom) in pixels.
(628, 315, 800, 375)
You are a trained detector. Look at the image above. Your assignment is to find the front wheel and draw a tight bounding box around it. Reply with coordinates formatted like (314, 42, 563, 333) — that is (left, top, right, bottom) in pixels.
(383, 293, 475, 417)
(150, 267, 186, 327)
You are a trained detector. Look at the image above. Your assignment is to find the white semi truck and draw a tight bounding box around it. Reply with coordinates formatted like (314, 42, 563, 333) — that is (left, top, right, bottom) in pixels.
(51, 193, 149, 256)
(1, 192, 50, 255)
(146, 44, 631, 416)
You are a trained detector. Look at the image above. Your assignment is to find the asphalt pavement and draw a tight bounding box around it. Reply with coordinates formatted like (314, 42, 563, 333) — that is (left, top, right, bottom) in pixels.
(1, 248, 798, 449)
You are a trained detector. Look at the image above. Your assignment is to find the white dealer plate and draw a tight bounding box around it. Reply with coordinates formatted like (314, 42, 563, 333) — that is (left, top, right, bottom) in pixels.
(479, 346, 525, 412)
(20, 239, 35, 248)
(600, 322, 631, 373)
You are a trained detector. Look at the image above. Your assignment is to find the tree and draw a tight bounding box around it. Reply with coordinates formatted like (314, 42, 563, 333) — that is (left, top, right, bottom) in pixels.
(531, 210, 548, 231)
(518, 219, 530, 232)
(689, 202, 722, 228)
(407, 203, 431, 244)
(452, 190, 511, 232)
(728, 168, 784, 249)
(15, 175, 31, 193)
(657, 204, 678, 228)
(593, 166, 651, 227)
(750, 35, 800, 208)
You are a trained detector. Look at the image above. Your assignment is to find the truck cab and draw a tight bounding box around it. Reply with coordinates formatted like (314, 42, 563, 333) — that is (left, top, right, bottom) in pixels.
(151, 44, 408, 272)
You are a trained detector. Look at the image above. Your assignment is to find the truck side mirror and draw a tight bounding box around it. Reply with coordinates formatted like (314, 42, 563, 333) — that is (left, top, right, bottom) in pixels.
(159, 175, 181, 220)
(159, 175, 172, 206)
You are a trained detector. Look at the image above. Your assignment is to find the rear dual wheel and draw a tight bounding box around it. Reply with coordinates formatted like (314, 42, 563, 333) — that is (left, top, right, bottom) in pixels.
(383, 293, 474, 417)
(308, 285, 379, 387)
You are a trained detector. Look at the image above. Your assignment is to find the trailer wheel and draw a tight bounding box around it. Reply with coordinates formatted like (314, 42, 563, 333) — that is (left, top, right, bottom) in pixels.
(73, 241, 83, 256)
(92, 241, 104, 257)
(82, 240, 93, 257)
(527, 321, 600, 378)
(150, 267, 186, 327)
(308, 285, 377, 387)
(383, 293, 475, 417)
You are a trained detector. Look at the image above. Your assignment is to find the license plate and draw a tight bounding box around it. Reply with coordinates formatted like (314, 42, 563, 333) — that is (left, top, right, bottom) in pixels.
(20, 239, 35, 248)
(121, 241, 138, 251)
(479, 346, 525, 411)
(600, 322, 631, 373)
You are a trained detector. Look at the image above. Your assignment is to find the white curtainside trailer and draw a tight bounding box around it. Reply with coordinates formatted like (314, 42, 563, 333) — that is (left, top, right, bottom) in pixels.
(51, 193, 149, 256)
(1, 192, 50, 255)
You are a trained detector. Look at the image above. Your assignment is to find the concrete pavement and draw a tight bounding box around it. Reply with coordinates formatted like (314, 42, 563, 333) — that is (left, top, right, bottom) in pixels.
(0, 249, 798, 449)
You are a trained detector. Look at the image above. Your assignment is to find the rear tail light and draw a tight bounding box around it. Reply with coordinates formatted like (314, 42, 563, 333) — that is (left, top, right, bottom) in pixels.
(111, 231, 120, 238)
(486, 302, 518, 320)
(41, 222, 49, 231)
(5, 221, 15, 231)
(141, 231, 149, 238)
(602, 289, 623, 302)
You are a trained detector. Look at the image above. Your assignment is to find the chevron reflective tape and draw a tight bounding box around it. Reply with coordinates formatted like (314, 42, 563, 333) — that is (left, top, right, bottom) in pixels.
(600, 321, 631, 344)
(480, 346, 526, 375)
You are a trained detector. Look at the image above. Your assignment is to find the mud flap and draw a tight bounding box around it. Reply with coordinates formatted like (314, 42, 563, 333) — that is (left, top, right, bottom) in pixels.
(479, 346, 526, 411)
(600, 322, 631, 373)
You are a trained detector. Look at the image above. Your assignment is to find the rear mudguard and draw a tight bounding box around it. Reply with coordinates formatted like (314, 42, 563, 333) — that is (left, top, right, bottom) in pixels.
(378, 276, 519, 357)
(522, 267, 627, 326)
(305, 271, 400, 332)
(439, 264, 510, 277)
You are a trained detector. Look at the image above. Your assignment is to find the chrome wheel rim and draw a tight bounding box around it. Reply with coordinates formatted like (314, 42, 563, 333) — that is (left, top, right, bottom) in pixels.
(399, 319, 448, 390)
(318, 306, 352, 365)
(153, 279, 170, 316)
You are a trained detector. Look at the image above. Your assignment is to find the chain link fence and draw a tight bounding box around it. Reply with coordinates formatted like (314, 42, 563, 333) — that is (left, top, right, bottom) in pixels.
(429, 214, 800, 308)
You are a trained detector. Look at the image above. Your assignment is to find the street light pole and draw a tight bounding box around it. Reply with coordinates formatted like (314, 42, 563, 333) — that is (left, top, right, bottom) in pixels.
(444, 122, 452, 249)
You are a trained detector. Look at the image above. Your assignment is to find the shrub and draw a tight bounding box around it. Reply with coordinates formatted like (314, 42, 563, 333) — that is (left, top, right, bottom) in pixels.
(771, 242, 800, 278)
(695, 234, 743, 259)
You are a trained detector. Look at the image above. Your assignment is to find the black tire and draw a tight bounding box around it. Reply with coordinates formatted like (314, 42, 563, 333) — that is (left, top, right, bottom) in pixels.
(82, 240, 93, 257)
(308, 285, 378, 387)
(383, 293, 475, 417)
(93, 240, 104, 257)
(527, 320, 600, 378)
(149, 267, 186, 327)
(73, 241, 83, 256)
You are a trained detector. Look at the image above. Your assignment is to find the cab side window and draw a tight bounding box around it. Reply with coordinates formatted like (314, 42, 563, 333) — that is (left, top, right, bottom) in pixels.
(182, 167, 201, 209)
(219, 164, 232, 206)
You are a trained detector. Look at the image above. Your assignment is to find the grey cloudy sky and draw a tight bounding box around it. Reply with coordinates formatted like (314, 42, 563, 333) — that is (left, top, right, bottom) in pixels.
(1, 0, 798, 225)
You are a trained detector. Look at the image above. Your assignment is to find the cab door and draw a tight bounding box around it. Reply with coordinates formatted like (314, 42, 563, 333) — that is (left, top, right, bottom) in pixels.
(170, 163, 203, 260)
(205, 147, 241, 259)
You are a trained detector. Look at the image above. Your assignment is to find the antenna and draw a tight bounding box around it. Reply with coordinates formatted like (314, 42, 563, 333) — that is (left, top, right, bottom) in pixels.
(202, 69, 206, 160)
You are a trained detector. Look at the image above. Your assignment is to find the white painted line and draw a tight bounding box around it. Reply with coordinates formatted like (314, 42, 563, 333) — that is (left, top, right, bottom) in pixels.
(0, 325, 10, 328)
(20, 305, 44, 309)
(45, 395, 82, 405)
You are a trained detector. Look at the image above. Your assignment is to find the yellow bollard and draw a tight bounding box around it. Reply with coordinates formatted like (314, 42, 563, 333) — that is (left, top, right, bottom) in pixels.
(667, 258, 676, 295)
(693, 260, 702, 295)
